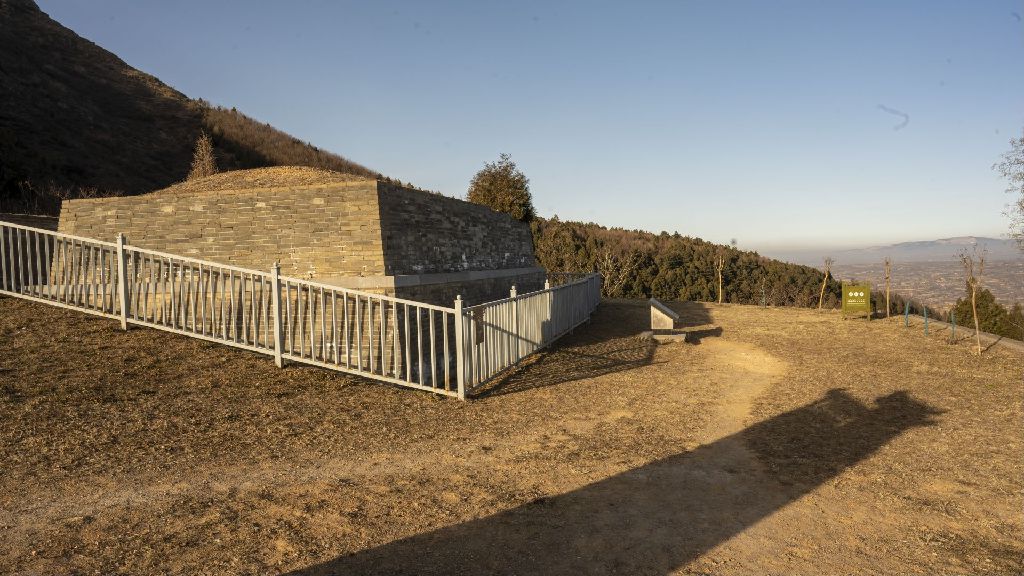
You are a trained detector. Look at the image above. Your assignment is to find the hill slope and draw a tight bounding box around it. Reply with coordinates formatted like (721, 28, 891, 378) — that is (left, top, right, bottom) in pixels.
(0, 0, 379, 214)
(531, 217, 845, 308)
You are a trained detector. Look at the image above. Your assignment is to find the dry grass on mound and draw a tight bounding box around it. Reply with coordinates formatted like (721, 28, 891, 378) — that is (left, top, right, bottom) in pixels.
(155, 166, 371, 195)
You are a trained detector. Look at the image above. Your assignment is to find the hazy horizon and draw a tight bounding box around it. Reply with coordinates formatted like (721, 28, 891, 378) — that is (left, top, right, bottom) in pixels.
(37, 0, 1024, 249)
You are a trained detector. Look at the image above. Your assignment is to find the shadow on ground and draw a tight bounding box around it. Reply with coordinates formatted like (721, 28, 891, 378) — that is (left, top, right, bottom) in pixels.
(474, 301, 659, 397)
(664, 300, 716, 329)
(477, 300, 724, 397)
(289, 388, 941, 575)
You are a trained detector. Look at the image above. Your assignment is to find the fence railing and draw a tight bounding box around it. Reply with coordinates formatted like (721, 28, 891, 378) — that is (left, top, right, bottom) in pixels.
(459, 274, 602, 393)
(0, 220, 601, 398)
(275, 275, 459, 395)
(0, 222, 121, 318)
(122, 242, 277, 354)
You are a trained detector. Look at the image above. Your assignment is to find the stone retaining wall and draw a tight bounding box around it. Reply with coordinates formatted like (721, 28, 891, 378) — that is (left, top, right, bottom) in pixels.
(57, 179, 541, 306)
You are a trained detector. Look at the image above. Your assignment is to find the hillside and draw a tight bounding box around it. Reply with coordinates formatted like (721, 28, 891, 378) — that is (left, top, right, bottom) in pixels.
(532, 217, 843, 308)
(0, 0, 379, 214)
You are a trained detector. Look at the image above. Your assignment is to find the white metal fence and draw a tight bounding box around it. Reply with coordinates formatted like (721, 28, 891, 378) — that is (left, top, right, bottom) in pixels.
(459, 274, 602, 394)
(0, 220, 600, 398)
(0, 222, 121, 318)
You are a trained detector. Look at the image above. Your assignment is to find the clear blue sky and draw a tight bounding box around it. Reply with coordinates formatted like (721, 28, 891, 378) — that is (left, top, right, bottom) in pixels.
(38, 0, 1024, 252)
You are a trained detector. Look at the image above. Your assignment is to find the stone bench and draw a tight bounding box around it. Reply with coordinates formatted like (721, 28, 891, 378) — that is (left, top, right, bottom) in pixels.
(649, 298, 680, 330)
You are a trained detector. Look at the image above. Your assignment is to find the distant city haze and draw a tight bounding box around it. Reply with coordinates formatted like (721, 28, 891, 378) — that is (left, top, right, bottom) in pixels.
(763, 236, 1022, 266)
(37, 0, 1024, 249)
(762, 236, 1022, 309)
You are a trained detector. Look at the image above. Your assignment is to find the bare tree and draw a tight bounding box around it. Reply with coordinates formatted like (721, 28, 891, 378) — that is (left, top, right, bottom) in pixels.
(818, 257, 834, 309)
(883, 257, 892, 318)
(187, 132, 218, 181)
(715, 249, 726, 304)
(596, 247, 642, 297)
(959, 247, 987, 355)
(993, 132, 1023, 249)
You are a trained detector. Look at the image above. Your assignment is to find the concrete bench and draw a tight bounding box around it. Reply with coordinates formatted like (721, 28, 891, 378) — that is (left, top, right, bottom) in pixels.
(649, 298, 679, 330)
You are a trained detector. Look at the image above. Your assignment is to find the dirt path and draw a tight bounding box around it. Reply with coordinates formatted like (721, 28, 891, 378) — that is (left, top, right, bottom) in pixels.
(300, 338, 794, 575)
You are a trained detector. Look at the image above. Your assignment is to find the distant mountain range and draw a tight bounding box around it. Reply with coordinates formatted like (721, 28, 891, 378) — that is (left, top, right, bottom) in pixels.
(771, 237, 1021, 266)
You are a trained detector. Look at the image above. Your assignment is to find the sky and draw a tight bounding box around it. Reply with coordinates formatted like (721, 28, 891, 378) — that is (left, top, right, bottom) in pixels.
(37, 0, 1024, 253)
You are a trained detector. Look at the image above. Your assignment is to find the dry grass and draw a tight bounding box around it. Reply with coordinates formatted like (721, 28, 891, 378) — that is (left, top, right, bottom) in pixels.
(0, 297, 1021, 575)
(154, 167, 371, 196)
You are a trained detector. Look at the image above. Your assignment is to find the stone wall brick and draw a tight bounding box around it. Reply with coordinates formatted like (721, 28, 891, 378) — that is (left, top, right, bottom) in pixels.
(376, 183, 537, 275)
(57, 180, 542, 305)
(59, 182, 385, 278)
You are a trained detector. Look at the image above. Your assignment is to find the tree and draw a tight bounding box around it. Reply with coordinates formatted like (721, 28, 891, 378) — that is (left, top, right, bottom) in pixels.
(994, 131, 1024, 249)
(1010, 303, 1024, 342)
(883, 257, 892, 318)
(951, 285, 1019, 341)
(714, 249, 726, 304)
(818, 257, 834, 309)
(187, 132, 218, 180)
(959, 248, 986, 355)
(467, 153, 535, 222)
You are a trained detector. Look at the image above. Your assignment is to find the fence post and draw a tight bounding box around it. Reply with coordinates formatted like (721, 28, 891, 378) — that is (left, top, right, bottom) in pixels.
(951, 311, 956, 343)
(544, 279, 552, 344)
(924, 307, 928, 335)
(271, 262, 284, 368)
(454, 295, 466, 400)
(116, 233, 129, 331)
(904, 301, 910, 327)
(510, 285, 518, 359)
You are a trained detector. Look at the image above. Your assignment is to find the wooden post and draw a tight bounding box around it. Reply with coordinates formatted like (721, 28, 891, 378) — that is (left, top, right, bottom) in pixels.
(271, 262, 284, 368)
(924, 307, 928, 336)
(116, 233, 129, 331)
(454, 295, 466, 400)
(951, 311, 956, 343)
(904, 301, 910, 327)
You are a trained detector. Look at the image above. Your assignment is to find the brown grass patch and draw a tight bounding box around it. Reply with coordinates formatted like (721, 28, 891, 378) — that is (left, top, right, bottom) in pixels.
(1, 297, 1020, 574)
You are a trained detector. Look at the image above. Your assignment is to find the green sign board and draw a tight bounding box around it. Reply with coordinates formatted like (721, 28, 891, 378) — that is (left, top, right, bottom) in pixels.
(842, 282, 872, 318)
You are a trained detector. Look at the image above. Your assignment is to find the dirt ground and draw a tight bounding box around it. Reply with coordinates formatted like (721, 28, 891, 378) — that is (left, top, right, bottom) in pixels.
(1, 296, 1021, 575)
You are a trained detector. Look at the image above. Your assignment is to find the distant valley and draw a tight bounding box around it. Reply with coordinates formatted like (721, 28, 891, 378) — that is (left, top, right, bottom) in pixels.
(765, 237, 1022, 309)
(832, 259, 1022, 310)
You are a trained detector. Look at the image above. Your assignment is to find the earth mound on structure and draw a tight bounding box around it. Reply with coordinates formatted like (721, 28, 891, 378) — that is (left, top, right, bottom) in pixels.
(154, 167, 372, 195)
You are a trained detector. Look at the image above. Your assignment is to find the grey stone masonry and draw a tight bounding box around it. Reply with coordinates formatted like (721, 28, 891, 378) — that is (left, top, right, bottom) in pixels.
(57, 178, 542, 306)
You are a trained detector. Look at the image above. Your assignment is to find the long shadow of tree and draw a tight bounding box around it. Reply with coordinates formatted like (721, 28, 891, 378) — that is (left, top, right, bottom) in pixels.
(289, 388, 941, 575)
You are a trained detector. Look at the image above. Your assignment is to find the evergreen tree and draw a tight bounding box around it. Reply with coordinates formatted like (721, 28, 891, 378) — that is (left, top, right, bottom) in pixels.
(950, 283, 1019, 340)
(467, 153, 535, 222)
(1009, 303, 1024, 341)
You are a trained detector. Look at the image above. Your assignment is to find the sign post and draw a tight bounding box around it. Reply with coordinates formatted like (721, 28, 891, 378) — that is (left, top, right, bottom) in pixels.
(841, 282, 872, 320)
